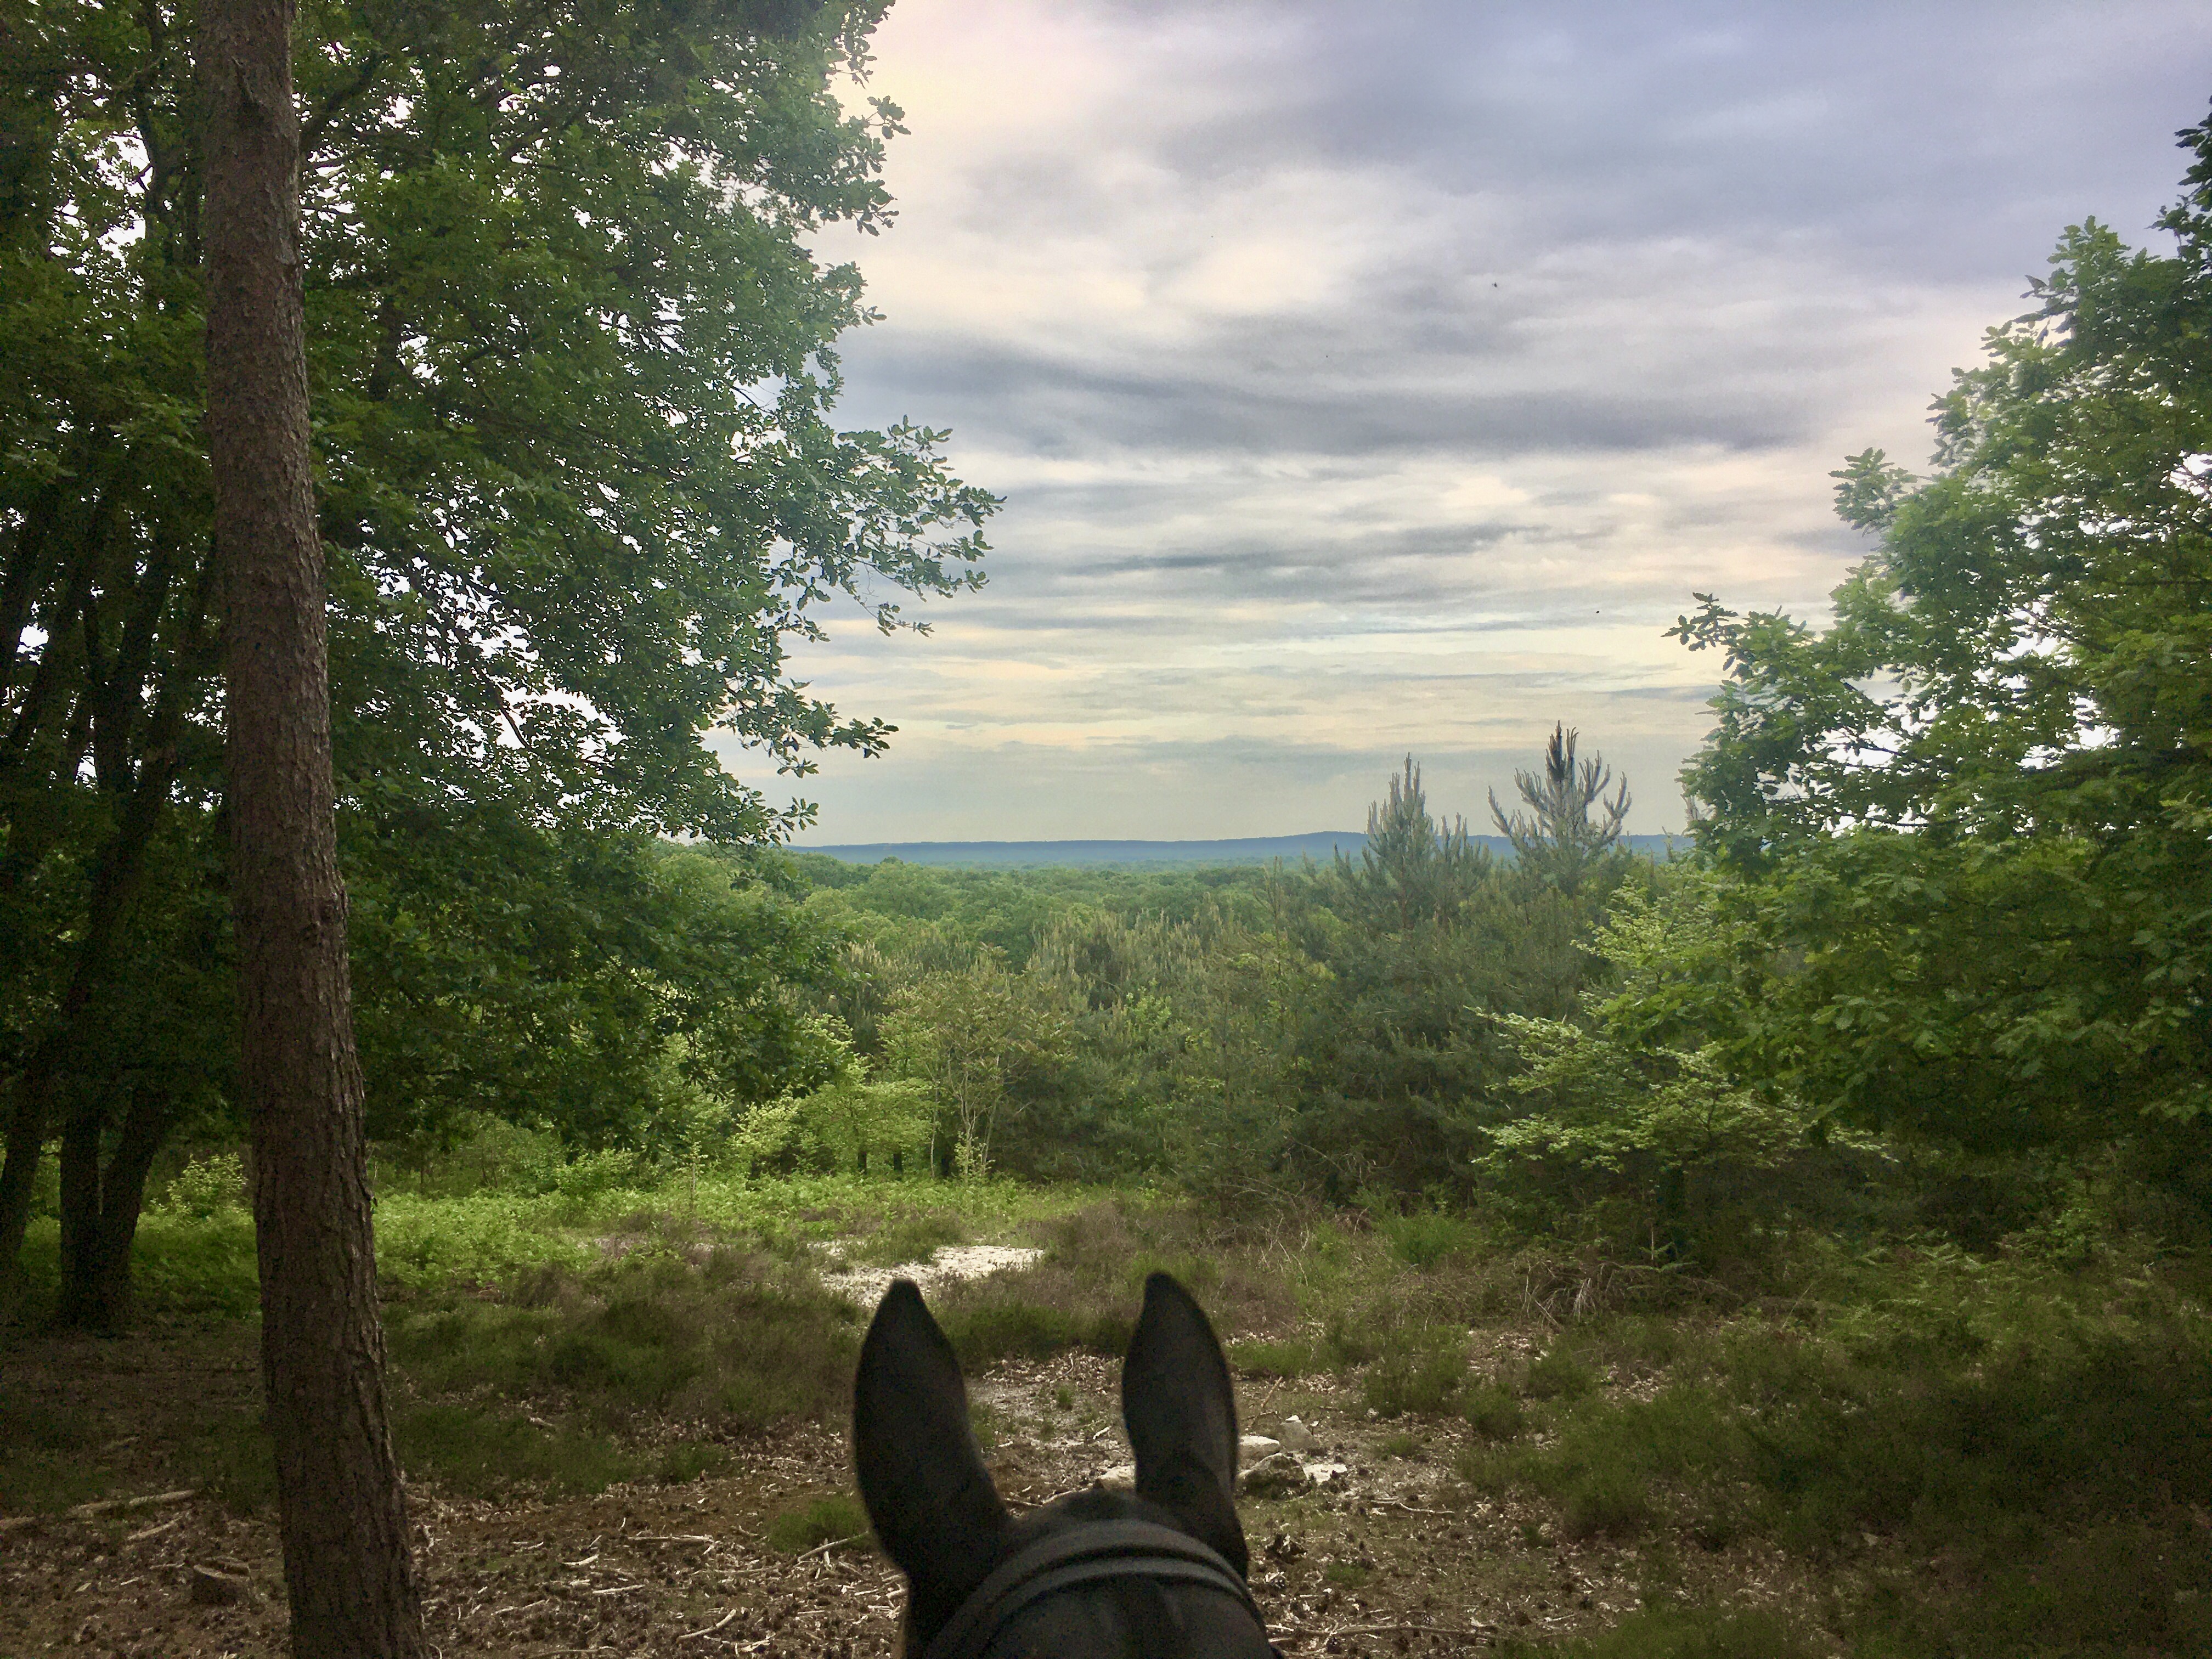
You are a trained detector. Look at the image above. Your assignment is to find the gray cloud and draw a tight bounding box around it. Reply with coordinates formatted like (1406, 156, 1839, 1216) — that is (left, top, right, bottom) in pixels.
(770, 1, 2212, 839)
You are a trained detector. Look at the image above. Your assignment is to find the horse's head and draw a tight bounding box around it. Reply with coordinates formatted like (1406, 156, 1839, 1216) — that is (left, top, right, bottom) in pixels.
(853, 1272, 1277, 1658)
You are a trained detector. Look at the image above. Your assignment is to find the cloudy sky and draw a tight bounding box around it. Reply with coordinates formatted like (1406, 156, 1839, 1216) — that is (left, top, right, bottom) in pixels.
(750, 0, 2212, 843)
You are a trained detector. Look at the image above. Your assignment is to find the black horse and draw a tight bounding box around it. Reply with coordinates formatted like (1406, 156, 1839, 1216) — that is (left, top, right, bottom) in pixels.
(854, 1272, 1279, 1658)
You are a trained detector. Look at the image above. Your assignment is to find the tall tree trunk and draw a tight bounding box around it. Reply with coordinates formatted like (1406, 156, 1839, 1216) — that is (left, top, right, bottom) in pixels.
(55, 1082, 173, 1331)
(200, 3, 426, 1655)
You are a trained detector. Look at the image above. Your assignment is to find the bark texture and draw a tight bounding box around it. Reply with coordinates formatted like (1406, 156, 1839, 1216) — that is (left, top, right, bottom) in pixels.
(199, 3, 427, 1654)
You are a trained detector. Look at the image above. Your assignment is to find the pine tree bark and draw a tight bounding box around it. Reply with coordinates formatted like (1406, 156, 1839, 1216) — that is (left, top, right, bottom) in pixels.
(199, 3, 427, 1654)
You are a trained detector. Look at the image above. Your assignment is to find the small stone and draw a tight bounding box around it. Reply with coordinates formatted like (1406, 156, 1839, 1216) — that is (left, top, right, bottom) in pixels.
(187, 1566, 250, 1607)
(1278, 1416, 1315, 1452)
(1098, 1462, 1137, 1488)
(1240, 1452, 1312, 1499)
(1239, 1435, 1281, 1463)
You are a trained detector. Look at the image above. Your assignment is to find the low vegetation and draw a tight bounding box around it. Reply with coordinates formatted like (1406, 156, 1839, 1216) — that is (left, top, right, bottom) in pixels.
(11, 1144, 2206, 1655)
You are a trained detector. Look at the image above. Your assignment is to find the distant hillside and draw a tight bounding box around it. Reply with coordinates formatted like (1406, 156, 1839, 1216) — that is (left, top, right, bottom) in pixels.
(789, 832, 1683, 870)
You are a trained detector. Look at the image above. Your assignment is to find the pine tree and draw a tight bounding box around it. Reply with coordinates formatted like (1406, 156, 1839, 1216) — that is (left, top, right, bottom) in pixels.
(1489, 725, 1630, 895)
(1339, 757, 1489, 929)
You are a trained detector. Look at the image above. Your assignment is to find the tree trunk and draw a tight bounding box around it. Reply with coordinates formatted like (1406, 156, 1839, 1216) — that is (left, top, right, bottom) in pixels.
(55, 1083, 172, 1330)
(0, 1069, 49, 1304)
(200, 2, 426, 1654)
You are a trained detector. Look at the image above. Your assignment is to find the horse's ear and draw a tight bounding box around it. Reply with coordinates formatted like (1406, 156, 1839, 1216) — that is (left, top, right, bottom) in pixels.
(1122, 1271, 1249, 1575)
(853, 1281, 1011, 1630)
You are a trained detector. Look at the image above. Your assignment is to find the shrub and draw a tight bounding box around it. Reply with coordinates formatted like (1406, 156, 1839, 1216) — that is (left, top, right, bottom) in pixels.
(394, 1404, 635, 1499)
(1362, 1338, 1467, 1418)
(1228, 1338, 1320, 1378)
(1461, 1380, 1525, 1440)
(1559, 1469, 1651, 1539)
(386, 1246, 860, 1431)
(936, 1299, 1132, 1369)
(151, 1152, 248, 1219)
(1376, 1209, 1482, 1269)
(1499, 1606, 1825, 1659)
(1520, 1345, 1599, 1400)
(856, 1211, 968, 1267)
(766, 1494, 873, 1554)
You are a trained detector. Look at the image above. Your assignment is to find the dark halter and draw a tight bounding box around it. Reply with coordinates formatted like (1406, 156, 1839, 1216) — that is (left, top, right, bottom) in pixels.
(919, 1519, 1278, 1659)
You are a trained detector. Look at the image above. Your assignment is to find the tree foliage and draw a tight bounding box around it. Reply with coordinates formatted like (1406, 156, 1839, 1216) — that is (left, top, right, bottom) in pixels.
(1669, 111, 2212, 1158)
(1, 0, 992, 1311)
(1489, 723, 1632, 896)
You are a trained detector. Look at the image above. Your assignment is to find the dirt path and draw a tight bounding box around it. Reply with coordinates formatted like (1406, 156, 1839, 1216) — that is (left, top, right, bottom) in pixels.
(0, 1321, 1815, 1658)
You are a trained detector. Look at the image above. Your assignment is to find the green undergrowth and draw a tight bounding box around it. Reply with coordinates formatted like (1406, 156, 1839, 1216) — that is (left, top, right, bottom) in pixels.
(1448, 1249, 2212, 1653)
(765, 1493, 872, 1554)
(848, 1208, 970, 1267)
(386, 1239, 861, 1434)
(927, 1198, 1303, 1370)
(0, 1396, 119, 1514)
(372, 1166, 1097, 1291)
(10, 1210, 263, 1324)
(392, 1402, 731, 1499)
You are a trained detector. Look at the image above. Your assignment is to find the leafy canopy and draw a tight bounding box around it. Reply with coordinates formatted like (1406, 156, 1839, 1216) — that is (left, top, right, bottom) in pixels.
(1669, 109, 2212, 1144)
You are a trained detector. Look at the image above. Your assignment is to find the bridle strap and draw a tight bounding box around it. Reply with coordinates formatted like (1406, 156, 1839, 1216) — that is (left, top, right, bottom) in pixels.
(920, 1520, 1268, 1659)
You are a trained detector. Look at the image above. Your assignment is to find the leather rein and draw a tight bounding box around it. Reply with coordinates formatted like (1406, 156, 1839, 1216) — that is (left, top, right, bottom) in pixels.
(918, 1518, 1279, 1659)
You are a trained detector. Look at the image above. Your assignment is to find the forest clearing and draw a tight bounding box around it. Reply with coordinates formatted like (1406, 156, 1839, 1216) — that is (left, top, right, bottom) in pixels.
(7, 3, 2211, 1655)
(7, 1153, 2210, 1657)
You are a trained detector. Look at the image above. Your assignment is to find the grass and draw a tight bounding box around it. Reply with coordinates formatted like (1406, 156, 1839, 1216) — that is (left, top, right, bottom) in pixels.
(851, 1209, 968, 1266)
(1374, 1209, 1485, 1269)
(1444, 1248, 2212, 1653)
(0, 1397, 114, 1513)
(1227, 1336, 1321, 1377)
(386, 1243, 861, 1433)
(1519, 1344, 1600, 1401)
(765, 1493, 872, 1554)
(1361, 1331, 1467, 1417)
(922, 1198, 1300, 1372)
(1460, 1379, 1525, 1440)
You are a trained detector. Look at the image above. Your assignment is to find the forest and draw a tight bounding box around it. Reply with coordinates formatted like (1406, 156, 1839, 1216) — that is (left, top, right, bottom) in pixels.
(3, 2, 2210, 1656)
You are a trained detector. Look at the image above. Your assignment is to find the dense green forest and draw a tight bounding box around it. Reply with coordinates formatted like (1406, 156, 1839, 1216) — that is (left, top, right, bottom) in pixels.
(4, 0, 2211, 1650)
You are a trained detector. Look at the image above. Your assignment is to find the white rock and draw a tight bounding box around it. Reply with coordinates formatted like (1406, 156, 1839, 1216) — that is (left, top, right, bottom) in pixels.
(1240, 1435, 1282, 1463)
(1278, 1415, 1314, 1451)
(1098, 1462, 1137, 1488)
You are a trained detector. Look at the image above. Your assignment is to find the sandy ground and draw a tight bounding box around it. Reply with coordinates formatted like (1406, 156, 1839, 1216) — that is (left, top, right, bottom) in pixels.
(816, 1244, 1045, 1309)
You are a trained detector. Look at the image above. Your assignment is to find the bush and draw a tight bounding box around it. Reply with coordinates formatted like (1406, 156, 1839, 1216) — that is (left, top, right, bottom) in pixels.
(1520, 1345, 1599, 1400)
(387, 1246, 860, 1431)
(1461, 1380, 1525, 1440)
(1228, 1338, 1320, 1378)
(1376, 1209, 1482, 1269)
(1558, 1469, 1651, 1539)
(766, 1493, 873, 1554)
(936, 1299, 1132, 1369)
(151, 1152, 248, 1219)
(855, 1210, 968, 1267)
(1362, 1335, 1467, 1418)
(394, 1403, 635, 1499)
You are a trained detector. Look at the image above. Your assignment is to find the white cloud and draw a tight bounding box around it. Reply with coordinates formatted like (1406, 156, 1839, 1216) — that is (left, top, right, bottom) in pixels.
(764, 0, 2212, 840)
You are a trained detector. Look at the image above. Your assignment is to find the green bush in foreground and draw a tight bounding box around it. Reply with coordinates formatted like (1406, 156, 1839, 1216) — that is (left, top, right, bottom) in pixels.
(1460, 1380, 1525, 1440)
(1362, 1335, 1467, 1418)
(766, 1493, 873, 1554)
